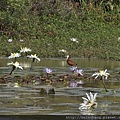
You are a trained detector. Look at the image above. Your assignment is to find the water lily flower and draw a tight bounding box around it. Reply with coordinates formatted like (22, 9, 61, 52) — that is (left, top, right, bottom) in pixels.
(8, 53, 21, 61)
(45, 68, 52, 75)
(7, 61, 23, 75)
(69, 82, 77, 88)
(79, 92, 98, 111)
(59, 49, 66, 53)
(70, 66, 77, 73)
(92, 69, 110, 80)
(70, 38, 78, 43)
(20, 47, 31, 54)
(27, 54, 40, 62)
(76, 69, 83, 76)
(76, 80, 84, 85)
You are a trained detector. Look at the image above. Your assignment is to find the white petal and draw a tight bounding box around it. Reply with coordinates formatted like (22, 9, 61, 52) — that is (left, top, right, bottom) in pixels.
(93, 93, 97, 100)
(82, 97, 89, 102)
(106, 73, 110, 75)
(36, 57, 40, 61)
(95, 76, 98, 79)
(86, 93, 90, 101)
(7, 62, 13, 66)
(17, 66, 23, 70)
(79, 105, 88, 111)
(92, 73, 96, 76)
(90, 92, 93, 101)
(104, 69, 107, 73)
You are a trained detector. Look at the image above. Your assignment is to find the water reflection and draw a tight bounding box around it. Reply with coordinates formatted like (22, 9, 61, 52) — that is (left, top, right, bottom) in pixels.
(0, 58, 119, 69)
(19, 62, 31, 68)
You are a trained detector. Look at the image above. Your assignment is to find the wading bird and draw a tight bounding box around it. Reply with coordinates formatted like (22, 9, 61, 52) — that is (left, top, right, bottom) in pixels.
(66, 55, 77, 67)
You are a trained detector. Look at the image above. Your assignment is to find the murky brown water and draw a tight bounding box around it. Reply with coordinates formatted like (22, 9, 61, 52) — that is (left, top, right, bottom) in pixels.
(0, 58, 120, 115)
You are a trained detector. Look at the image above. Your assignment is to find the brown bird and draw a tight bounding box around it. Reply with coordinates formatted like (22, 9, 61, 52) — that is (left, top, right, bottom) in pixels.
(66, 55, 77, 67)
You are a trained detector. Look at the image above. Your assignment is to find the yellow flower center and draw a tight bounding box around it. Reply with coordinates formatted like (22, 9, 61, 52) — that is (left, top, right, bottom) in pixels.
(15, 61, 19, 65)
(13, 53, 16, 57)
(34, 54, 36, 57)
(99, 70, 104, 75)
(24, 47, 27, 50)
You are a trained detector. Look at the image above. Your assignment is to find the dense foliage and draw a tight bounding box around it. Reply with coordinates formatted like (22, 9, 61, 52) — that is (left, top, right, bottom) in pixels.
(0, 0, 120, 60)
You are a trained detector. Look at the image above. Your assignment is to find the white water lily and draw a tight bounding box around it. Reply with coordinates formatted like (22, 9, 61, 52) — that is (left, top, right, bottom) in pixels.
(79, 92, 98, 111)
(8, 53, 21, 59)
(27, 54, 40, 62)
(20, 47, 31, 53)
(92, 69, 110, 79)
(7, 61, 23, 70)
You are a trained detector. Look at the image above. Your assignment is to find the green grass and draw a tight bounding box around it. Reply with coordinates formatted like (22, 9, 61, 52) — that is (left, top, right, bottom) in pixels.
(0, 0, 120, 60)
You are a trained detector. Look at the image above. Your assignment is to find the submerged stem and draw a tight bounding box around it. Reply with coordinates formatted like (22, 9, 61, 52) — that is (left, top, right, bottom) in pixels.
(30, 61, 33, 70)
(102, 77, 108, 92)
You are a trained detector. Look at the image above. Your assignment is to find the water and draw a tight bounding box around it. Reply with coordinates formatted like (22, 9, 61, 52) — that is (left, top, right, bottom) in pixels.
(0, 57, 120, 115)
(0, 57, 119, 69)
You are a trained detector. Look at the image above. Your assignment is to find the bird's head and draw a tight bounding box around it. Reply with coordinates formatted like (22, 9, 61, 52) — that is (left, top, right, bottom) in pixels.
(65, 55, 70, 60)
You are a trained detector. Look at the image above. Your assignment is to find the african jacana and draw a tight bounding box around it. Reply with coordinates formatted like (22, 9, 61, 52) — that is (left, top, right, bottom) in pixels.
(66, 55, 77, 67)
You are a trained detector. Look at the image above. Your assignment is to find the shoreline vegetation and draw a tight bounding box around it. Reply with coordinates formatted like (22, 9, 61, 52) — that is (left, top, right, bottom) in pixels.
(0, 0, 120, 60)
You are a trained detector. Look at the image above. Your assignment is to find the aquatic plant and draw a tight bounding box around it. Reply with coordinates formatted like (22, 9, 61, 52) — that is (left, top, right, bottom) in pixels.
(92, 69, 110, 80)
(8, 53, 21, 61)
(76, 80, 84, 85)
(45, 68, 53, 76)
(7, 61, 23, 75)
(75, 69, 83, 76)
(20, 47, 31, 56)
(27, 54, 40, 62)
(70, 66, 77, 73)
(79, 92, 98, 111)
(92, 69, 110, 92)
(69, 82, 77, 88)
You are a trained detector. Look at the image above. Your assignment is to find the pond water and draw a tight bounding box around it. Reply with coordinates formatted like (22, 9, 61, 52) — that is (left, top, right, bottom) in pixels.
(0, 57, 120, 115)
